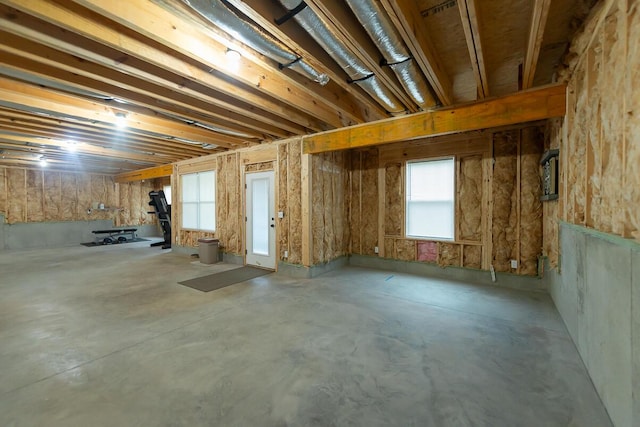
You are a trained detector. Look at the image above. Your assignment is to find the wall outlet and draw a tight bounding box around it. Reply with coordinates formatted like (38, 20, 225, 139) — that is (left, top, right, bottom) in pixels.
(278, 211, 284, 219)
(374, 246, 379, 254)
(284, 250, 288, 258)
(510, 259, 518, 269)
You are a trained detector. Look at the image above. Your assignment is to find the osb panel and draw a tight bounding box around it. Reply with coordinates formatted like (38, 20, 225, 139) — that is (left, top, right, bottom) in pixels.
(350, 152, 362, 254)
(245, 161, 274, 172)
(7, 168, 26, 223)
(43, 172, 61, 222)
(458, 156, 482, 241)
(438, 242, 460, 267)
(287, 140, 303, 264)
(278, 144, 289, 260)
(384, 163, 402, 236)
(520, 128, 544, 276)
(492, 133, 518, 272)
(395, 239, 416, 262)
(60, 173, 77, 221)
(417, 241, 438, 262)
(26, 170, 44, 222)
(361, 149, 379, 256)
(384, 236, 395, 258)
(626, 2, 640, 240)
(463, 245, 482, 269)
(0, 168, 6, 218)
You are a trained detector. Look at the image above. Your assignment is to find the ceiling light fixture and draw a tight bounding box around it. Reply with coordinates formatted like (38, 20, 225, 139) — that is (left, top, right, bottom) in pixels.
(114, 112, 127, 128)
(39, 156, 48, 167)
(65, 140, 80, 152)
(225, 48, 241, 62)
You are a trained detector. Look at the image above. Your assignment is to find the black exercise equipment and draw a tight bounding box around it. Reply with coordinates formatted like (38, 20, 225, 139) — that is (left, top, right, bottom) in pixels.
(92, 228, 138, 245)
(148, 190, 172, 249)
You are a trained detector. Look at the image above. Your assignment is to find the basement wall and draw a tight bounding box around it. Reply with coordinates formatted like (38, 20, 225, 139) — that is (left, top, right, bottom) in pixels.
(0, 166, 162, 249)
(349, 127, 544, 279)
(546, 1, 640, 426)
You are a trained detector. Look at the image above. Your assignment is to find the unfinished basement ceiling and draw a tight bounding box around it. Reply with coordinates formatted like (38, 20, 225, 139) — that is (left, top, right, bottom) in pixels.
(0, 0, 593, 174)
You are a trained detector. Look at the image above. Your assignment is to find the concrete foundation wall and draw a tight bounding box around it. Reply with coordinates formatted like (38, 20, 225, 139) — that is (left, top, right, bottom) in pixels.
(549, 222, 640, 427)
(0, 220, 162, 250)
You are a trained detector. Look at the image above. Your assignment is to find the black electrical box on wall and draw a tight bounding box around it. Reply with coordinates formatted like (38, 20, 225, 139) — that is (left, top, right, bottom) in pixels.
(540, 149, 559, 201)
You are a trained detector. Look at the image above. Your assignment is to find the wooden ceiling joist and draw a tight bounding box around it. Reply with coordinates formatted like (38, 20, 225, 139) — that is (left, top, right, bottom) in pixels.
(67, 0, 366, 128)
(379, 0, 453, 106)
(458, 0, 489, 99)
(523, 0, 552, 89)
(302, 84, 566, 154)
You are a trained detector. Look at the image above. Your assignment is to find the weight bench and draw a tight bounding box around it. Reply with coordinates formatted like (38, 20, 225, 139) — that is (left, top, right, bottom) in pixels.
(92, 228, 138, 245)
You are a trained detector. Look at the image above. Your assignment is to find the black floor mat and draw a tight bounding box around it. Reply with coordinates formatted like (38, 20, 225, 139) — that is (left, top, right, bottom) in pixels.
(178, 266, 271, 292)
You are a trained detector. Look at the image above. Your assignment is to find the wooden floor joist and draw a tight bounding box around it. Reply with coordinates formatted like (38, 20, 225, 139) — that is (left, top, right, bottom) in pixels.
(302, 84, 566, 154)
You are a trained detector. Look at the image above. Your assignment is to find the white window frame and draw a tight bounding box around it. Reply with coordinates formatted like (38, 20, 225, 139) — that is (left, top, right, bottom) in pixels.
(405, 157, 455, 241)
(180, 170, 216, 232)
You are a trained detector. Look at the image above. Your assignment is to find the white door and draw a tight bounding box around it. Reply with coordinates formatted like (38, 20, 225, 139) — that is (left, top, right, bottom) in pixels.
(245, 171, 276, 269)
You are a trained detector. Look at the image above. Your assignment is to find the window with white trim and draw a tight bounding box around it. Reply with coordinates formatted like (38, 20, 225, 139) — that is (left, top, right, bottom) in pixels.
(405, 158, 455, 240)
(181, 171, 215, 231)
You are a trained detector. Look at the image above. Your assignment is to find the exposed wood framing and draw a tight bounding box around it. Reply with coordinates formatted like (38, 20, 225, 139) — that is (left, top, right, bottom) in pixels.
(522, 0, 551, 89)
(303, 84, 566, 154)
(115, 165, 174, 183)
(379, 0, 453, 105)
(458, 0, 489, 98)
(301, 153, 312, 266)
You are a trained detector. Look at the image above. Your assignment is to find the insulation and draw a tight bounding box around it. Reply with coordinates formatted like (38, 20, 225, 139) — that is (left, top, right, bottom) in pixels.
(228, 154, 241, 254)
(601, 9, 625, 236)
(312, 154, 325, 264)
(216, 156, 227, 251)
(7, 168, 26, 223)
(77, 174, 92, 221)
(627, 2, 640, 239)
(543, 119, 562, 268)
(245, 161, 274, 172)
(384, 163, 403, 236)
(520, 128, 544, 276)
(384, 236, 395, 258)
(278, 144, 289, 261)
(492, 132, 518, 272)
(287, 140, 303, 264)
(0, 167, 6, 218)
(586, 32, 602, 230)
(26, 170, 44, 222)
(350, 152, 362, 254)
(458, 156, 482, 241)
(361, 149, 379, 255)
(437, 242, 460, 267)
(118, 182, 132, 226)
(395, 239, 416, 261)
(463, 245, 482, 269)
(60, 173, 77, 221)
(417, 241, 438, 263)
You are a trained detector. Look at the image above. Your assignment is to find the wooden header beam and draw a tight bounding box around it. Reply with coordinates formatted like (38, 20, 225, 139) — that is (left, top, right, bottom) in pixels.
(302, 83, 566, 154)
(115, 164, 174, 183)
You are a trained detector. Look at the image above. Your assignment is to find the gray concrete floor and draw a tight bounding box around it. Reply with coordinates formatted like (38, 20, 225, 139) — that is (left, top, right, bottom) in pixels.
(0, 241, 611, 426)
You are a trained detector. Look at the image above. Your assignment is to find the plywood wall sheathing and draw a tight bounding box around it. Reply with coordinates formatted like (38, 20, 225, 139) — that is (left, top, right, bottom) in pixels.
(519, 128, 544, 275)
(384, 163, 403, 236)
(458, 155, 483, 241)
(492, 132, 518, 272)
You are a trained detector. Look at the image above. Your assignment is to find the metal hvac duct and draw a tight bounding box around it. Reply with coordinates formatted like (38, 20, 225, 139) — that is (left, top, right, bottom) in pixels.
(182, 0, 329, 85)
(345, 0, 434, 109)
(276, 0, 405, 114)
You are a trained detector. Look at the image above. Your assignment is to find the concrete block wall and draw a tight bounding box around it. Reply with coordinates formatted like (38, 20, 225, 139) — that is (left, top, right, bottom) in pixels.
(550, 222, 640, 427)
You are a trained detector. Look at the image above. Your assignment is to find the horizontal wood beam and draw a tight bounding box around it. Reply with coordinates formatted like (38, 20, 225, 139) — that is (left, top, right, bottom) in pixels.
(302, 83, 566, 154)
(115, 164, 174, 183)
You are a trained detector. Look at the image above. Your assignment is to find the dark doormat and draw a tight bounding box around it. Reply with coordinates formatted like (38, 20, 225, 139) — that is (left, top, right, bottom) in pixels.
(178, 266, 272, 292)
(81, 238, 149, 247)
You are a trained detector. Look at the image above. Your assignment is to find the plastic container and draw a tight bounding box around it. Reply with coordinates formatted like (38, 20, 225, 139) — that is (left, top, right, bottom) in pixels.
(197, 238, 219, 264)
